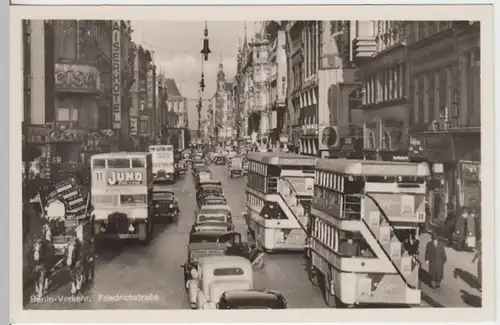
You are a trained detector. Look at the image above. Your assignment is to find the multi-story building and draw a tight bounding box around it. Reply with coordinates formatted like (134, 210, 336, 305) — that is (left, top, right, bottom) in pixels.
(22, 20, 55, 179)
(162, 78, 188, 150)
(261, 21, 288, 148)
(285, 21, 364, 157)
(238, 33, 272, 148)
(132, 45, 156, 147)
(212, 62, 235, 145)
(354, 20, 480, 223)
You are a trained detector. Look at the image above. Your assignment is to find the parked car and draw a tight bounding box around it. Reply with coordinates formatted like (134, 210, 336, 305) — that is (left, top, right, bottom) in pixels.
(217, 289, 287, 309)
(186, 255, 253, 309)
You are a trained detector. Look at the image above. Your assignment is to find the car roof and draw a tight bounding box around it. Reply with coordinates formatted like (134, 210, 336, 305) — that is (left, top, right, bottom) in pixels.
(152, 186, 174, 193)
(222, 289, 282, 301)
(198, 255, 250, 266)
(201, 204, 230, 209)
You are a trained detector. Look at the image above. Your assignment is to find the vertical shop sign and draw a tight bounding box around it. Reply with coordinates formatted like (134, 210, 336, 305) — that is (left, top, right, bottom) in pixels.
(147, 69, 154, 111)
(112, 21, 121, 130)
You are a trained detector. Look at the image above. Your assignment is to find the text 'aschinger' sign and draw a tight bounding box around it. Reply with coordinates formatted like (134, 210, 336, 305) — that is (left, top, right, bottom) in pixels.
(112, 21, 121, 130)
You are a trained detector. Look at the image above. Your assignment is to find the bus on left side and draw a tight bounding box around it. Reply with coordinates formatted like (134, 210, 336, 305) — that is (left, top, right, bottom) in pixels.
(90, 152, 154, 242)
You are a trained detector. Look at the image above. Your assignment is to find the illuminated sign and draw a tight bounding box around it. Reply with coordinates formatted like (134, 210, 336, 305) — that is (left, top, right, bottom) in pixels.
(107, 171, 144, 185)
(55, 64, 99, 92)
(147, 69, 154, 111)
(112, 20, 121, 130)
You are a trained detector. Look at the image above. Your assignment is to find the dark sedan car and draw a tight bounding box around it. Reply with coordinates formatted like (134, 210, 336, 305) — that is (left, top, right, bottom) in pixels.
(217, 289, 287, 309)
(152, 186, 179, 222)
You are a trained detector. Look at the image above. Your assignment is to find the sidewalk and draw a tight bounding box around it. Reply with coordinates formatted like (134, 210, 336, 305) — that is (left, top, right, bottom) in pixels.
(418, 233, 482, 307)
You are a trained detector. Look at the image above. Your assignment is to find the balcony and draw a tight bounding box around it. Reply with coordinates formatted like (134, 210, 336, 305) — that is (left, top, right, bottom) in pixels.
(352, 37, 377, 63)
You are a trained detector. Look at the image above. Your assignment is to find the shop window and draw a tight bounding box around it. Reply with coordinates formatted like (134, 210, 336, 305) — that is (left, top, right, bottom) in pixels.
(57, 107, 78, 122)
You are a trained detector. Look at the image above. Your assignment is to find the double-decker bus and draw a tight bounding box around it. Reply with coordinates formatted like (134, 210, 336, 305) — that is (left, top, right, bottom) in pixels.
(243, 152, 316, 252)
(90, 152, 154, 242)
(308, 159, 430, 307)
(149, 144, 175, 183)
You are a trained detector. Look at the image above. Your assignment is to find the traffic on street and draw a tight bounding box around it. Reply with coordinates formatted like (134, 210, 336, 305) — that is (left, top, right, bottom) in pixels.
(21, 19, 482, 312)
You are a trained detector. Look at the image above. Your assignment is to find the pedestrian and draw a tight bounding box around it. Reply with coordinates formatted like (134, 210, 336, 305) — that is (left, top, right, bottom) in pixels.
(425, 233, 447, 289)
(454, 207, 468, 251)
(443, 203, 456, 246)
(471, 239, 482, 289)
(339, 237, 358, 257)
(259, 203, 278, 219)
(465, 207, 477, 251)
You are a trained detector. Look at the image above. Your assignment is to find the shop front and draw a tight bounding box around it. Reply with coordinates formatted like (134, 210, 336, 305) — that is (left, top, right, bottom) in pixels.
(54, 63, 101, 131)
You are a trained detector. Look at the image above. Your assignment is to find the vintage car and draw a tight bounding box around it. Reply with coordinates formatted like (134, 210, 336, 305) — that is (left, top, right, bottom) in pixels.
(197, 204, 232, 221)
(152, 185, 179, 222)
(196, 183, 224, 203)
(186, 255, 253, 309)
(199, 194, 227, 207)
(227, 156, 244, 178)
(191, 221, 233, 233)
(195, 171, 213, 188)
(182, 231, 244, 284)
(217, 289, 288, 309)
(213, 155, 227, 165)
(194, 209, 234, 231)
(192, 158, 206, 170)
(176, 159, 188, 175)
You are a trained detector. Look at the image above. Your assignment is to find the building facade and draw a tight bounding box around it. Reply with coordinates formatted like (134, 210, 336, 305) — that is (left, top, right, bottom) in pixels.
(163, 78, 187, 150)
(212, 62, 235, 145)
(22, 20, 56, 179)
(238, 33, 272, 149)
(262, 21, 288, 149)
(285, 21, 363, 157)
(355, 20, 481, 222)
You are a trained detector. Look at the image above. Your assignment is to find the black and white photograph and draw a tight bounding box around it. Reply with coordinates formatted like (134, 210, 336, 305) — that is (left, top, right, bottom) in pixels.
(11, 5, 495, 322)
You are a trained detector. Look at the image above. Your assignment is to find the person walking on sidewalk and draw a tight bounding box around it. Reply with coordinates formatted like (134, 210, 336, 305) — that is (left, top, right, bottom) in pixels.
(425, 233, 447, 289)
(472, 239, 482, 290)
(454, 207, 469, 251)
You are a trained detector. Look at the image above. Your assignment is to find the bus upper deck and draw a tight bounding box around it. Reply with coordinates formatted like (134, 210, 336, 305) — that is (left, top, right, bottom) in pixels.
(307, 158, 430, 307)
(244, 152, 316, 251)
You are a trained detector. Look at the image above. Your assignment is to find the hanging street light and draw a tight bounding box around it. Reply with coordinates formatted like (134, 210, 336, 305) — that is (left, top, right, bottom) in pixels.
(200, 21, 211, 61)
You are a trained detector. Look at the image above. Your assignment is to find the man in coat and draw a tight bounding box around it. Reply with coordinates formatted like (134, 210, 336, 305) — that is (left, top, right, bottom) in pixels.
(425, 234, 447, 289)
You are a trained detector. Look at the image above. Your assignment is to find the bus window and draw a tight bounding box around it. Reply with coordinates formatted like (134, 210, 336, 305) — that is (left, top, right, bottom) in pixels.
(132, 158, 146, 168)
(338, 230, 375, 258)
(92, 159, 106, 169)
(108, 158, 130, 168)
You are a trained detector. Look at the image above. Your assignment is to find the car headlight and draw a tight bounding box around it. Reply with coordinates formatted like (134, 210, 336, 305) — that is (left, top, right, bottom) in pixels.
(155, 204, 160, 208)
(169, 204, 173, 208)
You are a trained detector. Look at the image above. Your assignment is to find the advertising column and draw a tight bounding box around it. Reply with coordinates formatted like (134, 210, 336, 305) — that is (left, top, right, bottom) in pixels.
(111, 21, 122, 133)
